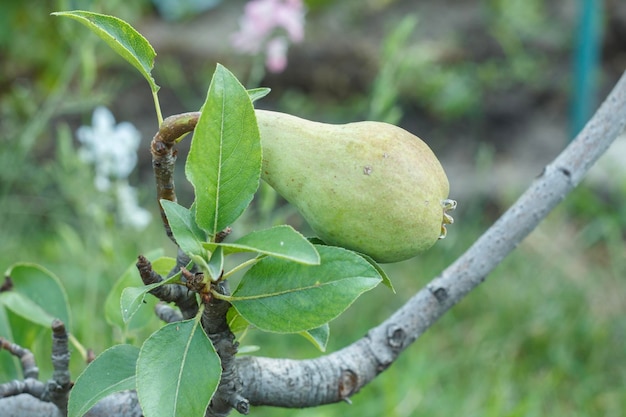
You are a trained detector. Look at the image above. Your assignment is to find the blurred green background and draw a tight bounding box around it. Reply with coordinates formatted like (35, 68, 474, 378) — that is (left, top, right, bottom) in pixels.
(1, 0, 625, 416)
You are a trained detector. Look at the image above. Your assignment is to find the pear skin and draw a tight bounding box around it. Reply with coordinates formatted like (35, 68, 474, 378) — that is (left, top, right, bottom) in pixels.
(256, 109, 453, 263)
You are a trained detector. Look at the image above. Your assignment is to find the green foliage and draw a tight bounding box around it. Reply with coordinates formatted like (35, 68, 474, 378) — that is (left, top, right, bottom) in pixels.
(368, 15, 417, 124)
(0, 307, 19, 380)
(119, 259, 182, 325)
(187, 64, 262, 238)
(160, 200, 207, 257)
(1, 263, 71, 330)
(68, 344, 139, 417)
(3, 10, 385, 416)
(104, 254, 171, 335)
(204, 225, 320, 265)
(231, 246, 381, 333)
(51, 10, 159, 94)
(136, 319, 220, 417)
(299, 324, 330, 352)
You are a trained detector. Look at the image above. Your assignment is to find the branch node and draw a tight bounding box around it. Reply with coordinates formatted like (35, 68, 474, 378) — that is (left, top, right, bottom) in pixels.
(430, 286, 448, 303)
(233, 395, 250, 415)
(386, 325, 407, 350)
(557, 166, 572, 179)
(337, 369, 358, 400)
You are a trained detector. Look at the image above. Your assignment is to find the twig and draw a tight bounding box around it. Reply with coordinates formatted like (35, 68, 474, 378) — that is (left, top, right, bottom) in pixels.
(136, 254, 199, 320)
(150, 112, 200, 242)
(0, 320, 73, 416)
(41, 320, 72, 414)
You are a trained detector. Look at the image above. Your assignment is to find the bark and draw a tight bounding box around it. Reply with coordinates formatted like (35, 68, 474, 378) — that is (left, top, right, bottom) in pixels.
(1, 71, 625, 416)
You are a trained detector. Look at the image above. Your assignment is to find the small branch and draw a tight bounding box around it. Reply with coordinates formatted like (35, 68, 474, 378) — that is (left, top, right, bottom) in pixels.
(0, 337, 38, 380)
(41, 320, 72, 414)
(0, 320, 73, 416)
(136, 254, 199, 320)
(150, 112, 200, 242)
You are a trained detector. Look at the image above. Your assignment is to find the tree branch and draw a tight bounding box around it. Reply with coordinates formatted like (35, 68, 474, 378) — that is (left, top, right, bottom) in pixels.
(235, 70, 626, 407)
(151, 112, 200, 242)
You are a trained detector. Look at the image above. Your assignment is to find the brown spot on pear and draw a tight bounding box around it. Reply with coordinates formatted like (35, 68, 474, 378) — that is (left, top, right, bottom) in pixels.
(256, 109, 455, 263)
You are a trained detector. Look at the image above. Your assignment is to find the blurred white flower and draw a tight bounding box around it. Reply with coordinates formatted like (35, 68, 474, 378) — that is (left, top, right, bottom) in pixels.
(76, 106, 152, 230)
(76, 106, 141, 191)
(115, 181, 153, 230)
(232, 0, 305, 73)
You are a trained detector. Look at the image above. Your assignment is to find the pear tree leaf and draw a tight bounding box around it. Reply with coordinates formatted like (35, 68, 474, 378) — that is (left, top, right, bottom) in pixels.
(1, 263, 71, 330)
(207, 246, 224, 281)
(226, 307, 250, 334)
(356, 253, 395, 293)
(230, 245, 382, 333)
(120, 265, 181, 325)
(68, 344, 139, 417)
(105, 251, 169, 331)
(186, 64, 262, 237)
(247, 87, 271, 102)
(52, 11, 159, 93)
(300, 323, 329, 352)
(151, 257, 179, 278)
(0, 306, 20, 381)
(308, 238, 394, 291)
(0, 293, 57, 329)
(204, 225, 320, 265)
(160, 199, 207, 256)
(136, 319, 221, 417)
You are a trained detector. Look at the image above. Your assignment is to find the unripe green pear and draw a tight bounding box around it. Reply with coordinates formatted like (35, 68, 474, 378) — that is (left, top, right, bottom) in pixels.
(256, 110, 455, 263)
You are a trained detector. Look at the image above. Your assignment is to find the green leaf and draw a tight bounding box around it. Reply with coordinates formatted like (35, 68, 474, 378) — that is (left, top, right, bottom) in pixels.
(1, 263, 71, 329)
(52, 11, 159, 93)
(160, 200, 207, 256)
(207, 246, 224, 281)
(186, 64, 262, 237)
(204, 225, 320, 265)
(247, 87, 271, 102)
(356, 253, 395, 293)
(309, 238, 394, 292)
(105, 251, 170, 331)
(0, 306, 20, 381)
(68, 344, 139, 417)
(300, 323, 329, 352)
(151, 257, 179, 277)
(0, 293, 56, 328)
(120, 265, 181, 325)
(226, 307, 249, 334)
(136, 319, 221, 417)
(231, 245, 382, 333)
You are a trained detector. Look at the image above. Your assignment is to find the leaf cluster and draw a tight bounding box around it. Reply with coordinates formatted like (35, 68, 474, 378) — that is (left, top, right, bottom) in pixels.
(0, 10, 387, 417)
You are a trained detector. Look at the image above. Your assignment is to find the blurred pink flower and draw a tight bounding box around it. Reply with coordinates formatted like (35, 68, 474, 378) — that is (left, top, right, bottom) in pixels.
(232, 0, 305, 73)
(265, 37, 288, 72)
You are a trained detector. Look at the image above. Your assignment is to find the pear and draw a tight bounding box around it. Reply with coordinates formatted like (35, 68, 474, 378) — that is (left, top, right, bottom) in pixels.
(256, 110, 455, 263)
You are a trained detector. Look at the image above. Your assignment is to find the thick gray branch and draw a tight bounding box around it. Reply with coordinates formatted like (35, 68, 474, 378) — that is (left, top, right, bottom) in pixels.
(236, 70, 626, 407)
